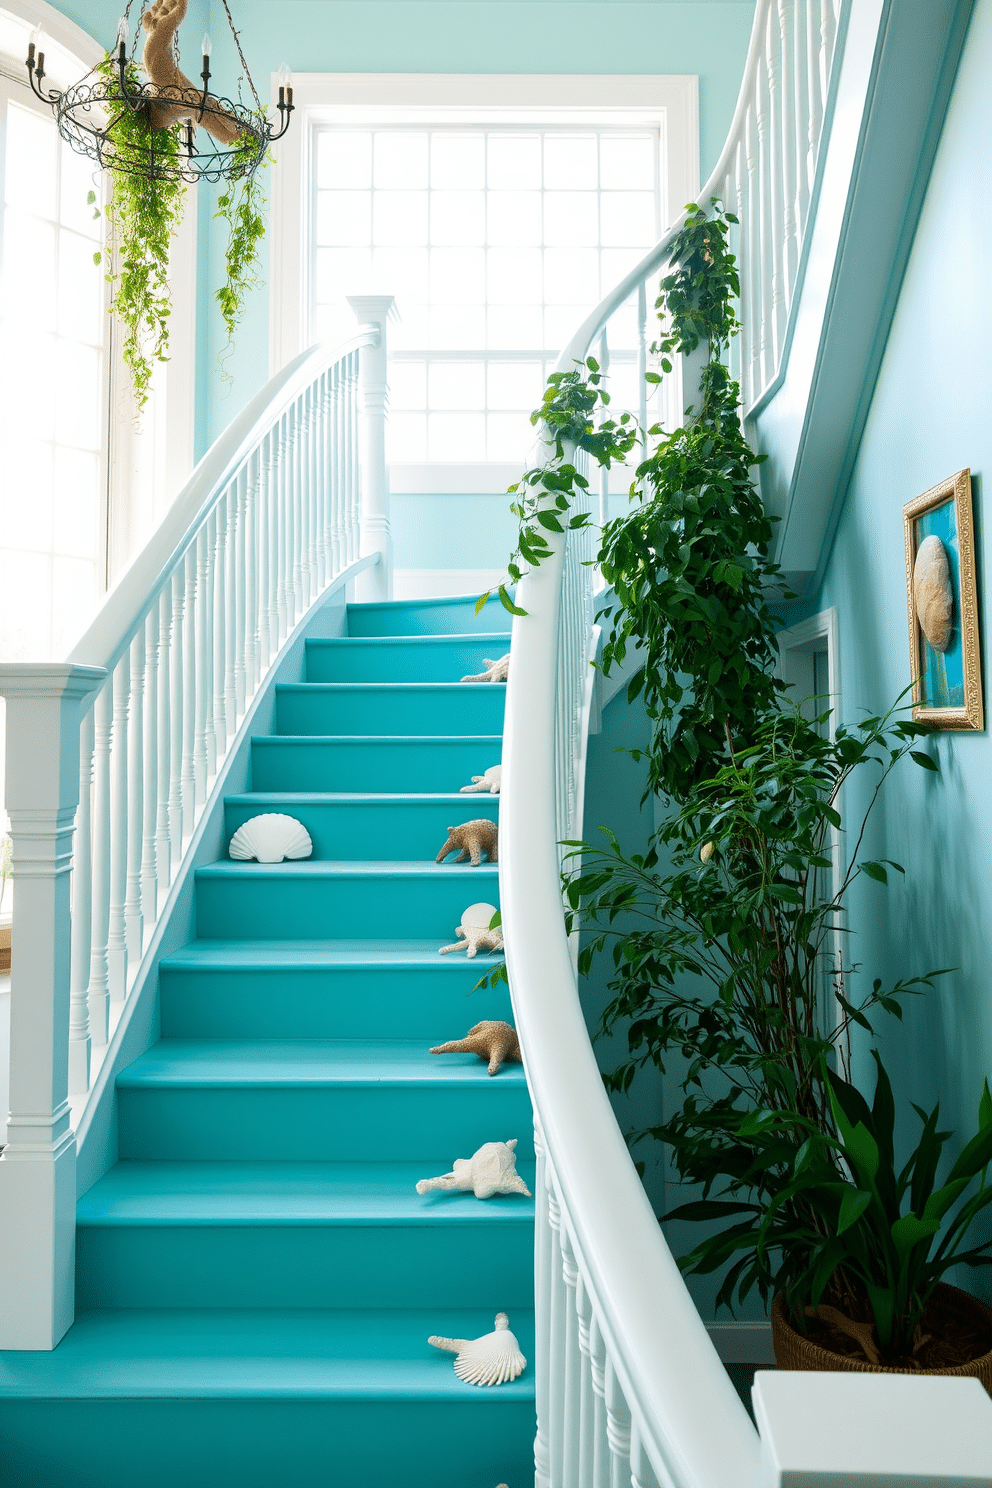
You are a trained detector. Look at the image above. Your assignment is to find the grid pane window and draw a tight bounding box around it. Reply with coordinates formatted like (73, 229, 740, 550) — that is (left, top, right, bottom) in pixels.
(0, 100, 107, 660)
(313, 123, 661, 463)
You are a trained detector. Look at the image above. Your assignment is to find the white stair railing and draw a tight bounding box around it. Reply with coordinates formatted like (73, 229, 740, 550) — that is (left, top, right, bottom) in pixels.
(501, 3, 846, 1485)
(0, 303, 393, 1350)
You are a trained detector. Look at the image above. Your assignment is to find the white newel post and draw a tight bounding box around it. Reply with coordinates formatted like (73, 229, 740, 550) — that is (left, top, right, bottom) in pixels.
(0, 663, 107, 1350)
(346, 294, 394, 603)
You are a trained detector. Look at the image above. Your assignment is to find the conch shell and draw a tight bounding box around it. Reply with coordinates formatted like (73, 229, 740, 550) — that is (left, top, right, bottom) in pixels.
(428, 1312, 527, 1386)
(416, 1139, 531, 1200)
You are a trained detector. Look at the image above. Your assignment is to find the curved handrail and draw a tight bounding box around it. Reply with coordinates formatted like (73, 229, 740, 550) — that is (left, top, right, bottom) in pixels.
(501, 2, 845, 1483)
(69, 331, 377, 675)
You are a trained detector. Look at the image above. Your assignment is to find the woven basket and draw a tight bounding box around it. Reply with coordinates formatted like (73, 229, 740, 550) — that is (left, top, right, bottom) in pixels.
(772, 1285, 992, 1396)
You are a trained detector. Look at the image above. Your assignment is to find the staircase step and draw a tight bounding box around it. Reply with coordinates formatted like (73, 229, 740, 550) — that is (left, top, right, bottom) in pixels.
(159, 938, 512, 1039)
(250, 734, 501, 793)
(347, 593, 513, 637)
(305, 634, 509, 683)
(194, 860, 500, 940)
(77, 1161, 534, 1310)
(223, 793, 499, 861)
(274, 682, 505, 737)
(0, 1309, 535, 1488)
(116, 1041, 533, 1160)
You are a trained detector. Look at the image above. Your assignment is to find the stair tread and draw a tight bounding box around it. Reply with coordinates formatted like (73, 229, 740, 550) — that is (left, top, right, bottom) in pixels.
(117, 1040, 525, 1087)
(161, 937, 505, 968)
(307, 634, 509, 647)
(253, 732, 502, 742)
(196, 860, 499, 878)
(77, 1161, 534, 1225)
(225, 792, 499, 803)
(0, 1309, 534, 1399)
(276, 682, 505, 692)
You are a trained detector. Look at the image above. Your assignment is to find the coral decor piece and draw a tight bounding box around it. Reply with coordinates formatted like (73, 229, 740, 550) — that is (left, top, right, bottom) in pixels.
(461, 654, 509, 684)
(228, 813, 313, 863)
(438, 903, 503, 958)
(459, 765, 502, 794)
(435, 818, 499, 867)
(430, 1020, 521, 1076)
(415, 1139, 531, 1200)
(141, 0, 241, 142)
(428, 1313, 527, 1386)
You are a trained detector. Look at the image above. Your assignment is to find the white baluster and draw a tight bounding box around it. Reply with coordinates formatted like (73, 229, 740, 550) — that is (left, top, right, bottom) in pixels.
(766, 1, 786, 368)
(807, 0, 825, 181)
(534, 1127, 553, 1488)
(140, 612, 159, 929)
(210, 506, 225, 773)
(194, 526, 210, 803)
(244, 452, 260, 694)
(257, 432, 273, 672)
(637, 283, 648, 461)
(171, 564, 188, 857)
(547, 1183, 567, 1485)
(598, 329, 610, 532)
(778, 0, 799, 299)
(308, 381, 321, 594)
(234, 467, 248, 715)
(589, 1313, 611, 1488)
(793, 0, 811, 237)
(155, 587, 173, 889)
(124, 630, 145, 965)
(107, 654, 130, 1003)
(69, 705, 94, 1096)
(275, 414, 289, 643)
(629, 1421, 664, 1488)
(605, 1356, 633, 1488)
(225, 484, 239, 738)
(88, 682, 112, 1045)
(575, 1272, 596, 1488)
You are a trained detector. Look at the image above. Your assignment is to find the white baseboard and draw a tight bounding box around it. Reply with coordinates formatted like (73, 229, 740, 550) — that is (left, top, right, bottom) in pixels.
(393, 569, 509, 601)
(706, 1321, 775, 1364)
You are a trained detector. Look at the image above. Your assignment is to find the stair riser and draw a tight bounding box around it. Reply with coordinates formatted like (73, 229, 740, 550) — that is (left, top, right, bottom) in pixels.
(117, 1083, 535, 1161)
(223, 797, 499, 862)
(347, 597, 513, 637)
(194, 867, 500, 940)
(275, 685, 505, 737)
(251, 737, 501, 793)
(0, 1398, 535, 1488)
(76, 1221, 533, 1309)
(305, 637, 507, 683)
(160, 965, 513, 1040)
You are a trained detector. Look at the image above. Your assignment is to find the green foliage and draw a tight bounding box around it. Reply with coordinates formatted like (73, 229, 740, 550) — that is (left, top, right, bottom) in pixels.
(93, 59, 267, 409)
(214, 139, 268, 376)
(95, 58, 186, 409)
(668, 1055, 992, 1361)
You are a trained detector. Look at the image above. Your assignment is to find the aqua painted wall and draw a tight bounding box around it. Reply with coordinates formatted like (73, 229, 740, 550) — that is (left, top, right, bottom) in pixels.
(784, 0, 992, 1293)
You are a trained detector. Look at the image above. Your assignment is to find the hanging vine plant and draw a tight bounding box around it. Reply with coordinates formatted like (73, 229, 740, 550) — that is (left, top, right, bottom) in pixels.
(214, 136, 269, 379)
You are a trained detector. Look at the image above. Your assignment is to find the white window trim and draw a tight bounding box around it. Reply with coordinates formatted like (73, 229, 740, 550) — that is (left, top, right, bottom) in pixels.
(269, 71, 700, 377)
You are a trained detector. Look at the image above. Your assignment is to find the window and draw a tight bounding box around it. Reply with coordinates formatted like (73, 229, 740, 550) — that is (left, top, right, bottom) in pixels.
(270, 75, 699, 478)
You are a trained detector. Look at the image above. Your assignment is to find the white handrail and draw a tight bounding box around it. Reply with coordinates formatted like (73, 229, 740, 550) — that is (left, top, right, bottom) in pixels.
(501, 3, 845, 1484)
(0, 306, 393, 1349)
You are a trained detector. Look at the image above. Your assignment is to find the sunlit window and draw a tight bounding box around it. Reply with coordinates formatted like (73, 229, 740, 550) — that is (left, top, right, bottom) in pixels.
(0, 97, 107, 660)
(312, 124, 661, 466)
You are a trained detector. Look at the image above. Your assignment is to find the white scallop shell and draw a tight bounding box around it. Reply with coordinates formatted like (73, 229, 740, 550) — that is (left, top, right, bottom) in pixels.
(229, 813, 313, 863)
(428, 1313, 526, 1386)
(460, 901, 498, 929)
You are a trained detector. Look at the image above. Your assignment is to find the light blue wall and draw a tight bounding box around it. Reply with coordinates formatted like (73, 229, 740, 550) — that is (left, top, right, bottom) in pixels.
(785, 0, 992, 1292)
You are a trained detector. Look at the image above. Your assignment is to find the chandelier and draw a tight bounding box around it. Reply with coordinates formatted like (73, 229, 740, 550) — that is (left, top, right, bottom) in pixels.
(24, 0, 293, 185)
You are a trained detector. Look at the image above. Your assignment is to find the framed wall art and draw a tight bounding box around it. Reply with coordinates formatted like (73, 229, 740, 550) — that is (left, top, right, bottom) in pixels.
(903, 468, 983, 730)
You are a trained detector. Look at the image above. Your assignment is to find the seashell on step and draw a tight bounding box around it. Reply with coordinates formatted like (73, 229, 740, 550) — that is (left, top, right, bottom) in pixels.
(228, 813, 313, 864)
(428, 1313, 527, 1386)
(461, 901, 498, 929)
(914, 534, 954, 652)
(459, 764, 502, 794)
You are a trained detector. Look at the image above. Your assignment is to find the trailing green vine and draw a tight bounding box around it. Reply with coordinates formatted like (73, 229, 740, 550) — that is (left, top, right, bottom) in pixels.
(93, 57, 186, 410)
(92, 59, 268, 410)
(214, 137, 268, 378)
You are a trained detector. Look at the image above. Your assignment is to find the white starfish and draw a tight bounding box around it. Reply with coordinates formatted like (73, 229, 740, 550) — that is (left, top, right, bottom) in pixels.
(461, 654, 509, 683)
(460, 765, 502, 794)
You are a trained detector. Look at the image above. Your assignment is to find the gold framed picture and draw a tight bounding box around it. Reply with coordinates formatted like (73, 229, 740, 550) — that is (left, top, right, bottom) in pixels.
(903, 468, 983, 730)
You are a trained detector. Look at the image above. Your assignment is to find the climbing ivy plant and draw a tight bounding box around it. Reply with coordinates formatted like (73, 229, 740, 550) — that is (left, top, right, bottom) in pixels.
(93, 58, 267, 411)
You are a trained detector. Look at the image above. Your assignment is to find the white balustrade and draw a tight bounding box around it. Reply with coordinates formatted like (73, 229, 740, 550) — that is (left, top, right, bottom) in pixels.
(0, 305, 392, 1349)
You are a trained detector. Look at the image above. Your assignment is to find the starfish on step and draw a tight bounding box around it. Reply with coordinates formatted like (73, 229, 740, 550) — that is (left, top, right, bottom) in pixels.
(430, 1019, 521, 1076)
(461, 654, 509, 683)
(435, 818, 498, 866)
(438, 903, 503, 958)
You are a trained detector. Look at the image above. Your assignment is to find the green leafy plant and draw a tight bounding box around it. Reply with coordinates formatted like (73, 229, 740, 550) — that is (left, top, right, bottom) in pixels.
(94, 57, 185, 409)
(672, 1054, 992, 1362)
(93, 58, 267, 410)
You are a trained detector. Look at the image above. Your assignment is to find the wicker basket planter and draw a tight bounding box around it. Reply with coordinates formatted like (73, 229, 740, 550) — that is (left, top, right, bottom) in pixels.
(771, 1285, 992, 1396)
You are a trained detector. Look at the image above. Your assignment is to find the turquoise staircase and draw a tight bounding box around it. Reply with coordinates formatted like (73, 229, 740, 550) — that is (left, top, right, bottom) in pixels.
(0, 593, 535, 1488)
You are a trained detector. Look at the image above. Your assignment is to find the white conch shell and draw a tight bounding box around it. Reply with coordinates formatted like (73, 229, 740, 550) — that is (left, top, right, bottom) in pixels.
(428, 1313, 526, 1386)
(416, 1139, 532, 1200)
(460, 765, 502, 794)
(228, 813, 313, 864)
